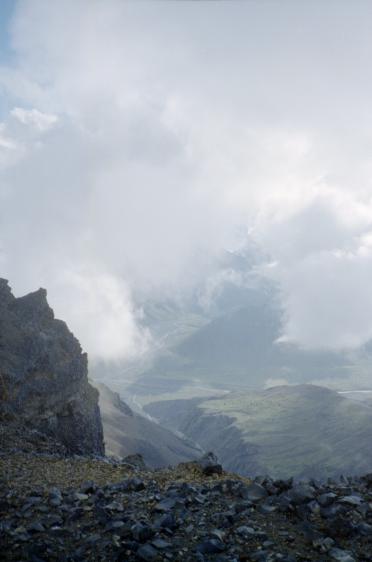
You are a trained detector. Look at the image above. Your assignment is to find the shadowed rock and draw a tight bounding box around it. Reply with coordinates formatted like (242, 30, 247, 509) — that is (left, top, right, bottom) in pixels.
(0, 279, 104, 455)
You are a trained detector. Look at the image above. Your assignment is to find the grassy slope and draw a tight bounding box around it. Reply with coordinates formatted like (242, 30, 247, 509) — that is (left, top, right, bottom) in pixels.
(199, 385, 372, 477)
(146, 385, 372, 478)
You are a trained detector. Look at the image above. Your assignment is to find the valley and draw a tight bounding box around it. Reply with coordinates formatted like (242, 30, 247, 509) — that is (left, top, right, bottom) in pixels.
(144, 384, 372, 479)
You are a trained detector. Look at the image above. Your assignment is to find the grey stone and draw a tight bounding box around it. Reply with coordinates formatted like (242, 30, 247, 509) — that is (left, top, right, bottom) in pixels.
(318, 492, 337, 507)
(122, 453, 147, 470)
(197, 539, 225, 554)
(339, 495, 363, 506)
(236, 525, 257, 537)
(243, 483, 268, 502)
(329, 548, 355, 562)
(27, 521, 46, 533)
(286, 484, 315, 504)
(196, 452, 223, 476)
(131, 522, 154, 542)
(137, 544, 158, 561)
(151, 538, 172, 549)
(73, 493, 89, 501)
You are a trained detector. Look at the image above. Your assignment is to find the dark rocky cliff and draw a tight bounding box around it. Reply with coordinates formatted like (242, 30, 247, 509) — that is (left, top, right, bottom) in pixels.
(0, 279, 104, 455)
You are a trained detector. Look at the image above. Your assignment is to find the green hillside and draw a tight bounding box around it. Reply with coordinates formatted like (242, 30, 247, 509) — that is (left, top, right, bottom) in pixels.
(145, 384, 372, 478)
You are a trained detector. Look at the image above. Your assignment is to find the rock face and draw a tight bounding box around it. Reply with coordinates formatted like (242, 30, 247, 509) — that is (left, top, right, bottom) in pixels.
(0, 279, 104, 455)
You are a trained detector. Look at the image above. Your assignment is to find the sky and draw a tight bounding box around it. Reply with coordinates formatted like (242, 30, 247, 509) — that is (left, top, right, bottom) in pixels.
(1, 0, 372, 359)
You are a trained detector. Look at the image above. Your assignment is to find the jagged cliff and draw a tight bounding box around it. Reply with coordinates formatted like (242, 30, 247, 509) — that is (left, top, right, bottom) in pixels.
(0, 279, 104, 455)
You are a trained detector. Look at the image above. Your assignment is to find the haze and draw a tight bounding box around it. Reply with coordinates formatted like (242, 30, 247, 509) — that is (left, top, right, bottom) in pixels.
(1, 0, 372, 367)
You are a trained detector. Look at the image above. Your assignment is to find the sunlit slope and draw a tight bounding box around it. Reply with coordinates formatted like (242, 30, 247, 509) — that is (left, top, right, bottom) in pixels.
(145, 384, 372, 478)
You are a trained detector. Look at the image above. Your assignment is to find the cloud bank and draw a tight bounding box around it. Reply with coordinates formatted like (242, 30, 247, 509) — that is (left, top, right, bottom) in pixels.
(1, 0, 372, 358)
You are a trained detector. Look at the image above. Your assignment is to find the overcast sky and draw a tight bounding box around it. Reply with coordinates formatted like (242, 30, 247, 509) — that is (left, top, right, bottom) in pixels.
(1, 0, 372, 359)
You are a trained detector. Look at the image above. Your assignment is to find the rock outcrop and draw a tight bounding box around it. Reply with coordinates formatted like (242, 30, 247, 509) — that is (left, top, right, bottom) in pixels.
(0, 279, 104, 455)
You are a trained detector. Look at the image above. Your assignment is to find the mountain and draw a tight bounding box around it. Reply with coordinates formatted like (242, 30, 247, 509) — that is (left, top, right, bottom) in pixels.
(0, 279, 104, 455)
(96, 382, 201, 468)
(145, 384, 372, 479)
(119, 268, 356, 406)
(2, 277, 372, 561)
(149, 300, 349, 388)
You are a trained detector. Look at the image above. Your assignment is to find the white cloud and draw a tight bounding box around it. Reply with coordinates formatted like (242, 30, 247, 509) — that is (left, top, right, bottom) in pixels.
(11, 107, 58, 132)
(264, 378, 290, 389)
(1, 0, 372, 357)
(258, 193, 372, 349)
(0, 133, 16, 150)
(48, 268, 151, 360)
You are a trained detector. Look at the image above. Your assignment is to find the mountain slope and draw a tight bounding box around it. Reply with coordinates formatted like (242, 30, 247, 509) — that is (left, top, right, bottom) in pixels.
(145, 384, 372, 479)
(125, 287, 353, 405)
(97, 383, 201, 468)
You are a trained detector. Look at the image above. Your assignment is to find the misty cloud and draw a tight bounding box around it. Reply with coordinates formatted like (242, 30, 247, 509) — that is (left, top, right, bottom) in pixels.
(11, 107, 58, 132)
(1, 0, 372, 358)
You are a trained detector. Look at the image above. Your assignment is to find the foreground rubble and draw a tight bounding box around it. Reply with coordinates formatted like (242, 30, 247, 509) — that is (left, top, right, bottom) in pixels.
(1, 452, 372, 561)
